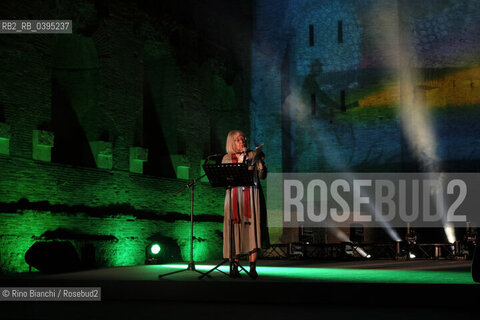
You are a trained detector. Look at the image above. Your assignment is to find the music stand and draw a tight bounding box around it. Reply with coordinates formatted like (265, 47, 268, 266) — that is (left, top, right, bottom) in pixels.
(199, 163, 256, 279)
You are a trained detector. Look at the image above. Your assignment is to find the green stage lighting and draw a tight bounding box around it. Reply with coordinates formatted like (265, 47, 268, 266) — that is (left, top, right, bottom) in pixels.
(150, 244, 161, 255)
(145, 243, 163, 264)
(145, 237, 182, 265)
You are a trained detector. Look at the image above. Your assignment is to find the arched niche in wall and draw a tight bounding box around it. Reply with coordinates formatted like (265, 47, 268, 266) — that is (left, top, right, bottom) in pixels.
(51, 34, 99, 167)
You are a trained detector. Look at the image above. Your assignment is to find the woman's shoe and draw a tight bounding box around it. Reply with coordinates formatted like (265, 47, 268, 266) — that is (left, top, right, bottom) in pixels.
(249, 262, 258, 280)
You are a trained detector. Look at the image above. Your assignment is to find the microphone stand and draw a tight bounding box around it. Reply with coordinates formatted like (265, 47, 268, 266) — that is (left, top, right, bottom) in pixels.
(158, 173, 211, 279)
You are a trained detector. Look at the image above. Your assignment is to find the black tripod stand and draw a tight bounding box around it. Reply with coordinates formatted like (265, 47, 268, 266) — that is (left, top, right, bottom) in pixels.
(158, 174, 210, 279)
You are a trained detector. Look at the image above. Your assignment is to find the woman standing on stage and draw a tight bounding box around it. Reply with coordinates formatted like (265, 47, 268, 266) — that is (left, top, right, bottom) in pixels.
(222, 130, 267, 279)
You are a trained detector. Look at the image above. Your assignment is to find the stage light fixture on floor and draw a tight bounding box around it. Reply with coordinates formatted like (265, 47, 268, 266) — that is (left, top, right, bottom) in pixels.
(145, 243, 163, 264)
(355, 247, 371, 259)
(150, 244, 161, 255)
(145, 236, 182, 265)
(406, 231, 417, 244)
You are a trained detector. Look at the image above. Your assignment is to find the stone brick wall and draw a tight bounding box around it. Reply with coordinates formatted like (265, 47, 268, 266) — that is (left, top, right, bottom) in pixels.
(250, 0, 290, 173)
(0, 155, 225, 273)
(0, 211, 223, 273)
(288, 0, 363, 76)
(252, 0, 480, 173)
(0, 0, 253, 273)
(252, 0, 480, 245)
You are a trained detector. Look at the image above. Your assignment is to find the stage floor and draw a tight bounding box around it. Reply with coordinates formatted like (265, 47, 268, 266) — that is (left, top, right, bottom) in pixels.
(14, 258, 475, 283)
(1, 259, 478, 320)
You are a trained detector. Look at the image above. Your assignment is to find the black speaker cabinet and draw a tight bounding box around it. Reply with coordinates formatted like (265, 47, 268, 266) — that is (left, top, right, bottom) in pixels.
(25, 241, 81, 273)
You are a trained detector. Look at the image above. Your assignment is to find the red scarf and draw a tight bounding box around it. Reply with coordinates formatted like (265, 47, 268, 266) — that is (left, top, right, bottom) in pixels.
(230, 153, 251, 224)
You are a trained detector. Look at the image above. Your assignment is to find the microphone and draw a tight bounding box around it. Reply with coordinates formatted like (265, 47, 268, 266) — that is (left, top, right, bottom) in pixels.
(207, 153, 224, 160)
(242, 147, 249, 163)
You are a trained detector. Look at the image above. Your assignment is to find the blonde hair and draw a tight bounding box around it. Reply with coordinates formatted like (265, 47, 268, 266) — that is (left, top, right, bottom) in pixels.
(225, 130, 247, 154)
